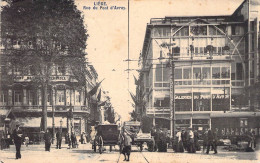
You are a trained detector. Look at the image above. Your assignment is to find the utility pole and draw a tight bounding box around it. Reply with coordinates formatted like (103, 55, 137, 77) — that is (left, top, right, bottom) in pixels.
(170, 58, 176, 138)
(168, 29, 176, 137)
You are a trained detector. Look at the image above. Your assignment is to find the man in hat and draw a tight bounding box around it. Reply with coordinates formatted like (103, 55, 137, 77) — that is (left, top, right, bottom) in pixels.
(12, 124, 23, 159)
(56, 130, 62, 149)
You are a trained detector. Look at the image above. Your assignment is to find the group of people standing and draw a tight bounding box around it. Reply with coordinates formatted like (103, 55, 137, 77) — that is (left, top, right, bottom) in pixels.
(174, 127, 217, 154)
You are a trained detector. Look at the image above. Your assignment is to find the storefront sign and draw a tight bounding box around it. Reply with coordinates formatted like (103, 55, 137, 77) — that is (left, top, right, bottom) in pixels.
(14, 76, 70, 82)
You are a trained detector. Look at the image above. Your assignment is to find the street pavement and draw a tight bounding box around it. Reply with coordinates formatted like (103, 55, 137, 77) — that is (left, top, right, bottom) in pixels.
(0, 142, 259, 163)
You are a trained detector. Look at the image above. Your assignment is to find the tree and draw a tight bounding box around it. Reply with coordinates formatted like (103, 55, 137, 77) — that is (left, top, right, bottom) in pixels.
(1, 0, 88, 131)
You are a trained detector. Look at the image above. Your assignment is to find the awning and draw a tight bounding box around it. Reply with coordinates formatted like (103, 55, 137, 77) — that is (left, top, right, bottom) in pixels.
(16, 117, 67, 128)
(210, 112, 260, 118)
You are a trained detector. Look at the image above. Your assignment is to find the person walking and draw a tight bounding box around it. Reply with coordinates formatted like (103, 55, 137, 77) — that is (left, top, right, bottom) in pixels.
(206, 129, 217, 154)
(56, 130, 62, 149)
(175, 128, 184, 152)
(44, 129, 52, 151)
(71, 132, 76, 148)
(12, 125, 23, 159)
(122, 129, 132, 161)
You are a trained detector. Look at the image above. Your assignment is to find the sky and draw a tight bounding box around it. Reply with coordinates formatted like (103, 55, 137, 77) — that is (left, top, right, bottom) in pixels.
(74, 0, 259, 121)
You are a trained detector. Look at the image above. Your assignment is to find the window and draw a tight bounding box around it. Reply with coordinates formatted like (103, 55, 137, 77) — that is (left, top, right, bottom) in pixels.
(174, 69, 182, 79)
(212, 88, 230, 111)
(57, 66, 65, 75)
(175, 93, 192, 111)
(0, 91, 7, 104)
(221, 67, 230, 78)
(75, 91, 81, 104)
(202, 67, 210, 79)
(193, 68, 201, 79)
(183, 68, 191, 79)
(57, 90, 65, 105)
(212, 67, 220, 79)
(28, 90, 37, 105)
(181, 27, 189, 36)
(155, 64, 163, 82)
(236, 63, 243, 80)
(155, 64, 170, 87)
(193, 92, 210, 111)
(14, 91, 22, 105)
(231, 62, 235, 80)
(231, 25, 236, 35)
(154, 97, 169, 107)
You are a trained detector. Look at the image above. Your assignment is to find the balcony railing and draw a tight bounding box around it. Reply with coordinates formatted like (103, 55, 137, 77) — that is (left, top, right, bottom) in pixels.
(3, 105, 89, 113)
(146, 107, 170, 115)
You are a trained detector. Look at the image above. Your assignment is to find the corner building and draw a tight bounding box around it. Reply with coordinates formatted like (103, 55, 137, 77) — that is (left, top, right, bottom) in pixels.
(139, 0, 260, 137)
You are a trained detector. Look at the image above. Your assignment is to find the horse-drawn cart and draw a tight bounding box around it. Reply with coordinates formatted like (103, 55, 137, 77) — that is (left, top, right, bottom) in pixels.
(92, 124, 120, 154)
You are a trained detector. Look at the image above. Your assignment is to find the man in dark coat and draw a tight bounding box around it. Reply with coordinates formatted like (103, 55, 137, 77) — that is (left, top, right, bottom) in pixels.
(181, 129, 187, 151)
(12, 125, 23, 159)
(193, 130, 200, 151)
(56, 130, 62, 149)
(206, 129, 217, 154)
(44, 129, 52, 151)
(71, 132, 76, 148)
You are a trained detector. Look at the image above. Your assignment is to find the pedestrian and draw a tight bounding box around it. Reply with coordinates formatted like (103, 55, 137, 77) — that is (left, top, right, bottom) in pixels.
(56, 130, 62, 149)
(151, 127, 158, 152)
(71, 132, 76, 148)
(80, 133, 84, 144)
(202, 128, 208, 153)
(24, 135, 29, 147)
(213, 129, 218, 153)
(122, 129, 131, 161)
(206, 129, 217, 154)
(252, 129, 256, 149)
(66, 132, 71, 149)
(12, 125, 23, 159)
(182, 129, 188, 151)
(188, 128, 195, 153)
(44, 129, 52, 151)
(193, 130, 200, 151)
(175, 128, 184, 152)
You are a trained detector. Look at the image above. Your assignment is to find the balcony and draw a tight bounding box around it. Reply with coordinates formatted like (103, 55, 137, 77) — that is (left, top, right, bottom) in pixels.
(146, 107, 170, 117)
(3, 105, 89, 114)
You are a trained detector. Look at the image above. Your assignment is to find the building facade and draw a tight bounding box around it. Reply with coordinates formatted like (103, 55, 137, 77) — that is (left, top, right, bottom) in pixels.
(138, 0, 260, 137)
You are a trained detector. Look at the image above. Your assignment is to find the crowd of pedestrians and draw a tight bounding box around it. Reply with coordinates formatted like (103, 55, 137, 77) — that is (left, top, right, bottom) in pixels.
(174, 127, 218, 154)
(4, 124, 258, 160)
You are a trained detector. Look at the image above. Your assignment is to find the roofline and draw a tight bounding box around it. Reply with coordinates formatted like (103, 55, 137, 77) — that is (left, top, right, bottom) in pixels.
(231, 0, 247, 17)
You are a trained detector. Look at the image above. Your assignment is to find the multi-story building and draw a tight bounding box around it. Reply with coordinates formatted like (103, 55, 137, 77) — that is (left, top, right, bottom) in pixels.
(138, 0, 260, 137)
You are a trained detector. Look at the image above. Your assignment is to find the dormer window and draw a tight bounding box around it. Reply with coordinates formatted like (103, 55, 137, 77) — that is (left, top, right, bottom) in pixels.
(28, 41, 33, 48)
(13, 40, 21, 49)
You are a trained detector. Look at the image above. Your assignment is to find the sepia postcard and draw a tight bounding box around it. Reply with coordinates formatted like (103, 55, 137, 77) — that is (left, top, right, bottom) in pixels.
(0, 0, 260, 162)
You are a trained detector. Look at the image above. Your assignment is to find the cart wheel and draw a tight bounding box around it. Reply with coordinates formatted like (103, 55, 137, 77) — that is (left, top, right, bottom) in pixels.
(110, 145, 112, 152)
(99, 136, 103, 154)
